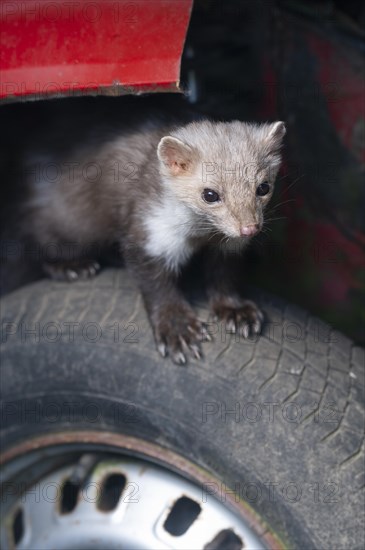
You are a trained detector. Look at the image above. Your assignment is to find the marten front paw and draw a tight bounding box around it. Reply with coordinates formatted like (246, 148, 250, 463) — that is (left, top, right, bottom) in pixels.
(152, 303, 210, 365)
(43, 260, 101, 282)
(211, 297, 264, 338)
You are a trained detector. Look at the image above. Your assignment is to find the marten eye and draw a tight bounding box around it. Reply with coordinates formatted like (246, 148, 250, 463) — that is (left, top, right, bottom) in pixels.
(202, 188, 220, 203)
(256, 182, 270, 196)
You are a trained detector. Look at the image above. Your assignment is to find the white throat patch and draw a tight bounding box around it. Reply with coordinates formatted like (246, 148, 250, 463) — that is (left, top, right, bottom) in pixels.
(143, 193, 201, 272)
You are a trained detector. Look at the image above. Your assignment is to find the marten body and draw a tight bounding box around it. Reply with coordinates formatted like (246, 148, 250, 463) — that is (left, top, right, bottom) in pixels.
(14, 103, 285, 363)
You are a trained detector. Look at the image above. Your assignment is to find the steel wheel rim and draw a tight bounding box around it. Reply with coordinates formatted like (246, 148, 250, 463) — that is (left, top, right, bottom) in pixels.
(1, 432, 283, 550)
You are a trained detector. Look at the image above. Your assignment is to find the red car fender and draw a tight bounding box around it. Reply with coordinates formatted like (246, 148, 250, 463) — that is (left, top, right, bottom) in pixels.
(0, 0, 193, 101)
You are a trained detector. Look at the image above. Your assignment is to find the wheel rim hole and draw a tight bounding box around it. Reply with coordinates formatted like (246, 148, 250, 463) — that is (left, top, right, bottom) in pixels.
(97, 473, 126, 512)
(60, 480, 79, 514)
(163, 495, 201, 536)
(204, 529, 243, 550)
(12, 507, 24, 545)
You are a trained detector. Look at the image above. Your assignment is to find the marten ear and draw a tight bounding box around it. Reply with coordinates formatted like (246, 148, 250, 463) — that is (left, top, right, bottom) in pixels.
(266, 121, 286, 150)
(157, 136, 194, 176)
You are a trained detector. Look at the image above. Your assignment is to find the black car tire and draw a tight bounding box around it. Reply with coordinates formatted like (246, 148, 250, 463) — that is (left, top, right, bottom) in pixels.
(1, 269, 364, 549)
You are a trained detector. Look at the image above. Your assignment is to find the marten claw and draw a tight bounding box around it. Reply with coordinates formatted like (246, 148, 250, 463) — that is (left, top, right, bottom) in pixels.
(211, 298, 264, 339)
(190, 344, 203, 360)
(43, 260, 101, 282)
(226, 319, 236, 333)
(173, 351, 187, 365)
(240, 323, 250, 339)
(157, 342, 167, 358)
(189, 322, 211, 342)
(153, 304, 207, 365)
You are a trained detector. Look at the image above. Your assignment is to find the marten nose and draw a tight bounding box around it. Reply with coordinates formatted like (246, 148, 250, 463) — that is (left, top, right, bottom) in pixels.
(240, 224, 259, 237)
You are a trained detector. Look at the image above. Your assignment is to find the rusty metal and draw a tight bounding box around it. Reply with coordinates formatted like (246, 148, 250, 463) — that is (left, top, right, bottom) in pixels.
(1, 430, 284, 550)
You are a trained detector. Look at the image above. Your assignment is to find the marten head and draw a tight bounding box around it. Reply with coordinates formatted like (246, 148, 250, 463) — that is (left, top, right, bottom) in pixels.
(157, 120, 285, 241)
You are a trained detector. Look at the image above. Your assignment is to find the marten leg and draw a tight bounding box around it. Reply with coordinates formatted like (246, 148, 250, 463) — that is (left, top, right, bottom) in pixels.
(206, 251, 264, 338)
(124, 246, 210, 365)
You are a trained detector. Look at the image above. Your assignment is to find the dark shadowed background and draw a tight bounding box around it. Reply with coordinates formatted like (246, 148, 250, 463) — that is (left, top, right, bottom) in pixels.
(1, 0, 364, 343)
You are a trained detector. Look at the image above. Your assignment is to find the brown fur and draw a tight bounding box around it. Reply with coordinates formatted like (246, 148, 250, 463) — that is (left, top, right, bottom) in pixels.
(15, 110, 285, 364)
